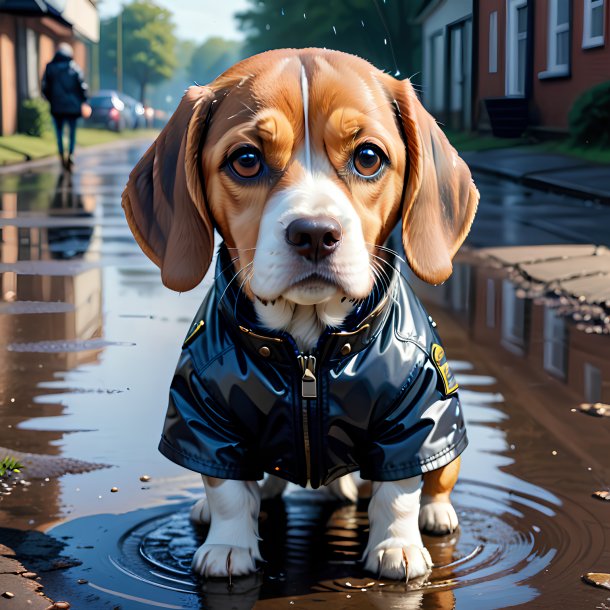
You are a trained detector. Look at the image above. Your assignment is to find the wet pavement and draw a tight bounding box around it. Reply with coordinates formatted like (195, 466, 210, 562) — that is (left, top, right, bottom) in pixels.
(0, 141, 609, 609)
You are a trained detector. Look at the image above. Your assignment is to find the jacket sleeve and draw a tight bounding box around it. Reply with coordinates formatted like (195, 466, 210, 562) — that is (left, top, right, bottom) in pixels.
(158, 351, 264, 481)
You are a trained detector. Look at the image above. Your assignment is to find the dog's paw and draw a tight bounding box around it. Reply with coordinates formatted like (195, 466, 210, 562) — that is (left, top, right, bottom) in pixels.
(190, 497, 211, 525)
(418, 499, 459, 535)
(365, 544, 432, 581)
(191, 544, 257, 578)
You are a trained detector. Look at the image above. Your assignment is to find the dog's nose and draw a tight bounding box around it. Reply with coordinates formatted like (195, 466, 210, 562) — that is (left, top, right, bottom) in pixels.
(286, 217, 342, 262)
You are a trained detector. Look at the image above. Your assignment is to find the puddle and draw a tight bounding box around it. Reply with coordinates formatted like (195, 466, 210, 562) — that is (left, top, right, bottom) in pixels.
(1, 149, 610, 609)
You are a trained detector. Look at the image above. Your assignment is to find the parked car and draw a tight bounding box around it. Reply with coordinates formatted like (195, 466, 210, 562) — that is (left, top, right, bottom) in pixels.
(86, 90, 128, 132)
(121, 94, 146, 129)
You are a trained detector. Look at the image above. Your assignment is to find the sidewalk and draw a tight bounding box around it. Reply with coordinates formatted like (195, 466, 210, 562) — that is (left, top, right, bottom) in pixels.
(461, 147, 610, 204)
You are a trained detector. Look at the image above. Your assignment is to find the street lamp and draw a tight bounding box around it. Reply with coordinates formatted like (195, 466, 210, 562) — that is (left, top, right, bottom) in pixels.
(117, 8, 123, 92)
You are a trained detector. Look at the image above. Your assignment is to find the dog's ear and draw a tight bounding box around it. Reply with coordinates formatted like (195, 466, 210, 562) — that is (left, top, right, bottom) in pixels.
(122, 86, 215, 292)
(389, 78, 479, 285)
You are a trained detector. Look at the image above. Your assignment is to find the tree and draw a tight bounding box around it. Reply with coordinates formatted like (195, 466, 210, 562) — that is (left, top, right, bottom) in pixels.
(235, 0, 426, 83)
(100, 1, 177, 104)
(188, 37, 244, 86)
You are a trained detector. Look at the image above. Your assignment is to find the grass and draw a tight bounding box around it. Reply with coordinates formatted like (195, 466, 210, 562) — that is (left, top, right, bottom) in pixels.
(445, 128, 610, 165)
(0, 127, 159, 166)
(531, 140, 610, 165)
(443, 129, 528, 152)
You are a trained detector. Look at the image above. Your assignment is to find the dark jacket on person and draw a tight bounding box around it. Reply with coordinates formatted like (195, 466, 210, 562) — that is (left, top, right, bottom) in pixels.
(158, 245, 467, 488)
(42, 49, 88, 117)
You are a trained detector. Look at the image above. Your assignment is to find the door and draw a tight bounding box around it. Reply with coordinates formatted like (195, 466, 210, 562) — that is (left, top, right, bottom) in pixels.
(506, 0, 528, 96)
(447, 19, 472, 130)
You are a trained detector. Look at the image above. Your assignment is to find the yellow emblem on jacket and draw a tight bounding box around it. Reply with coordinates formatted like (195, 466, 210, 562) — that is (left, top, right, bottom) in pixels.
(431, 343, 459, 396)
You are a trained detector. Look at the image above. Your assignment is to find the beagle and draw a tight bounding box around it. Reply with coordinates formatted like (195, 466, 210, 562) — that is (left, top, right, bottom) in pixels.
(122, 48, 478, 582)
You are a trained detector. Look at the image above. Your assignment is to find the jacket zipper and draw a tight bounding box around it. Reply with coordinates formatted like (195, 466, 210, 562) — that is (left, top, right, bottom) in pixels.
(298, 354, 317, 484)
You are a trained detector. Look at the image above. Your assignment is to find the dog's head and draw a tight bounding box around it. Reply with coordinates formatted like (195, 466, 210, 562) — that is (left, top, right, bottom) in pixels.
(123, 48, 478, 308)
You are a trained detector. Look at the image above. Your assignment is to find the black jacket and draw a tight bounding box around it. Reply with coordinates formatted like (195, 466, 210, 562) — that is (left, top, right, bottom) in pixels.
(159, 246, 467, 487)
(42, 50, 88, 117)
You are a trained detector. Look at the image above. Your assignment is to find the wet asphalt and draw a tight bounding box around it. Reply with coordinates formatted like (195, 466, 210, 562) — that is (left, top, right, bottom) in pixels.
(0, 141, 609, 609)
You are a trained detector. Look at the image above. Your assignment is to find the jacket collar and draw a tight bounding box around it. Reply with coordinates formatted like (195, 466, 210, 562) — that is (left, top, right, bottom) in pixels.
(214, 244, 397, 365)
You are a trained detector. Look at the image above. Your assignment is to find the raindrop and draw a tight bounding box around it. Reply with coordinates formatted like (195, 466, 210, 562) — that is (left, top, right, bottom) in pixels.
(361, 20, 365, 27)
(332, 25, 337, 35)
(303, 12, 306, 19)
(266, 23, 271, 30)
(281, 7, 284, 15)
(384, 38, 388, 45)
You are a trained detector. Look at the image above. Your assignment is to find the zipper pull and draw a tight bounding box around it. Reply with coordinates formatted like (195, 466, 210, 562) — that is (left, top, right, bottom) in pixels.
(300, 356, 317, 398)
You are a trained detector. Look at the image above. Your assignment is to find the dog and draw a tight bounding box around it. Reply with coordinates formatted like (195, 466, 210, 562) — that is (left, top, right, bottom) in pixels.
(122, 48, 478, 582)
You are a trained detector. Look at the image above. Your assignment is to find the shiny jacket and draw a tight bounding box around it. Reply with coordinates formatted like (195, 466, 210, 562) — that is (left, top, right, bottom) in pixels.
(42, 50, 88, 117)
(159, 246, 467, 488)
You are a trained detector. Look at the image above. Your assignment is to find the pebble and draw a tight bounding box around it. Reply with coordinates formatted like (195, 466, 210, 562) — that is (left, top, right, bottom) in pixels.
(2, 592, 14, 599)
(582, 572, 610, 590)
(110, 487, 119, 493)
(77, 579, 88, 585)
(139, 475, 151, 482)
(21, 572, 37, 579)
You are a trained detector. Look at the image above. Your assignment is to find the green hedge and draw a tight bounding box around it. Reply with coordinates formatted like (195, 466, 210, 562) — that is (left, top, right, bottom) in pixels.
(18, 98, 52, 137)
(568, 81, 610, 147)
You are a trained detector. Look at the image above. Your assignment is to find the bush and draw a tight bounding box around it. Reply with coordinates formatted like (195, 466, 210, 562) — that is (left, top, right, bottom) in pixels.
(18, 98, 52, 137)
(568, 81, 610, 147)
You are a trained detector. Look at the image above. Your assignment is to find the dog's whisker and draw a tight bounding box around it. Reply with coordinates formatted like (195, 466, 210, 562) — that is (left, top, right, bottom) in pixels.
(215, 255, 242, 281)
(234, 269, 255, 319)
(217, 261, 253, 306)
(370, 258, 391, 291)
(366, 242, 406, 264)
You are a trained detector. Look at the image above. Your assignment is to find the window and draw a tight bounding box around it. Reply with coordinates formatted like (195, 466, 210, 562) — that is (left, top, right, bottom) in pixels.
(429, 31, 444, 113)
(540, 0, 571, 78)
(506, 0, 528, 95)
(501, 279, 526, 354)
(584, 363, 602, 402)
(486, 278, 496, 328)
(25, 28, 40, 98)
(543, 306, 567, 379)
(583, 0, 605, 48)
(489, 11, 498, 72)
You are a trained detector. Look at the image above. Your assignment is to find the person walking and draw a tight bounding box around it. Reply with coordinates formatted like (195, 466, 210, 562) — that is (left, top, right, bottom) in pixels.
(42, 42, 89, 171)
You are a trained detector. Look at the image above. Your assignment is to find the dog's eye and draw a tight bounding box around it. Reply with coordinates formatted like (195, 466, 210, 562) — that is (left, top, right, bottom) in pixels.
(228, 147, 262, 178)
(353, 144, 384, 177)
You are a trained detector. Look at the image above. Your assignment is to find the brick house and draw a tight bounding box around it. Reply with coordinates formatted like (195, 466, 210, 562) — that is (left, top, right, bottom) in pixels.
(476, 0, 610, 134)
(0, 0, 99, 136)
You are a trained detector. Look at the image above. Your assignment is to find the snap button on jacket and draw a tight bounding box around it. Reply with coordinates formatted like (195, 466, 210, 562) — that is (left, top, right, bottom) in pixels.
(159, 246, 467, 487)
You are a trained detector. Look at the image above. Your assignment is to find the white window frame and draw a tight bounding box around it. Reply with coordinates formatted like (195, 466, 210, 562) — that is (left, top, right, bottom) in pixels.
(543, 306, 567, 379)
(583, 0, 605, 48)
(489, 10, 498, 73)
(539, 0, 571, 78)
(505, 0, 528, 96)
(501, 279, 526, 354)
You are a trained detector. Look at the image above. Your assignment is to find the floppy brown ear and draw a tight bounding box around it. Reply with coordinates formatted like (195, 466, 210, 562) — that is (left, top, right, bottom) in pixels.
(121, 86, 215, 292)
(389, 78, 479, 285)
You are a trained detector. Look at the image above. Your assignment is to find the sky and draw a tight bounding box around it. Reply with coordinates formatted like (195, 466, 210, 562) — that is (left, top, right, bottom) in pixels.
(97, 0, 250, 42)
